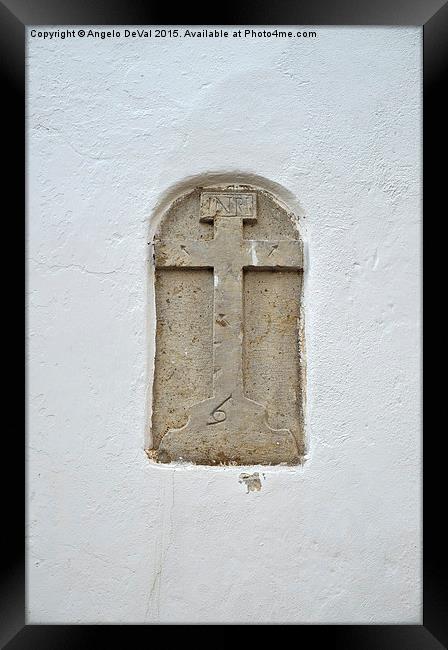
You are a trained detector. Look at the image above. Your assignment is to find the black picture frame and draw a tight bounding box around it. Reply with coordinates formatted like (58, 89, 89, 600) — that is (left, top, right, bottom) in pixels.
(6, 0, 442, 645)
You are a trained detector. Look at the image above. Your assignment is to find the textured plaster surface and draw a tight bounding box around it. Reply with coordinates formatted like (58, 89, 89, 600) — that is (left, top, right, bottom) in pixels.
(27, 27, 422, 623)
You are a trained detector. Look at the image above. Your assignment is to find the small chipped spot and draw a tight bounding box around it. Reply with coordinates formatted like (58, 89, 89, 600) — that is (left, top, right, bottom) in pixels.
(250, 241, 258, 265)
(239, 472, 262, 493)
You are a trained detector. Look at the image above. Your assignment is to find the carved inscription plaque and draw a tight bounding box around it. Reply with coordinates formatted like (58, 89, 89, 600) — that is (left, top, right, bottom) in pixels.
(148, 186, 305, 465)
(200, 192, 256, 221)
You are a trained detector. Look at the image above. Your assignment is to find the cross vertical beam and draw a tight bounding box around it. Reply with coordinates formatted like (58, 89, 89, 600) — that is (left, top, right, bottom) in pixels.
(212, 216, 245, 400)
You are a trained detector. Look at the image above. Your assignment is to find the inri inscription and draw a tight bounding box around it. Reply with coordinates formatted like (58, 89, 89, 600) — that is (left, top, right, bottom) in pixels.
(148, 187, 305, 465)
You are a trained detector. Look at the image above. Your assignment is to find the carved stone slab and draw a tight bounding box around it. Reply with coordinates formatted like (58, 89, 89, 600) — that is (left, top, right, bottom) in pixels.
(148, 186, 305, 466)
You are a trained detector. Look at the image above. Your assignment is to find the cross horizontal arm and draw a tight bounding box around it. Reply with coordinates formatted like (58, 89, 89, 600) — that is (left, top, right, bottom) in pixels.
(155, 238, 303, 269)
(154, 239, 213, 268)
(244, 240, 303, 269)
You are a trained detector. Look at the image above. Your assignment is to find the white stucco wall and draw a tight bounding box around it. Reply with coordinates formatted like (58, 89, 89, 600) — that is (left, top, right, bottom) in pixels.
(27, 26, 422, 624)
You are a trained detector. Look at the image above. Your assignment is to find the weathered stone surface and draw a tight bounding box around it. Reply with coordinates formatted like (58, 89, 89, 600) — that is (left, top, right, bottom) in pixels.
(148, 186, 305, 465)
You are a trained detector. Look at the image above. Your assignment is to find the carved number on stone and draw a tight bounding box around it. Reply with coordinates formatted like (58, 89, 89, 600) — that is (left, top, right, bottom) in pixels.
(207, 395, 232, 425)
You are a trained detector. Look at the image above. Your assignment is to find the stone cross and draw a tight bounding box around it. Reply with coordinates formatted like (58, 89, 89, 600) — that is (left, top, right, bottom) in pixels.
(154, 191, 303, 465)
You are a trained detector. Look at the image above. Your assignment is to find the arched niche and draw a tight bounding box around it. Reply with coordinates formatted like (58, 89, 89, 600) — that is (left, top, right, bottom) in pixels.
(147, 184, 305, 466)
